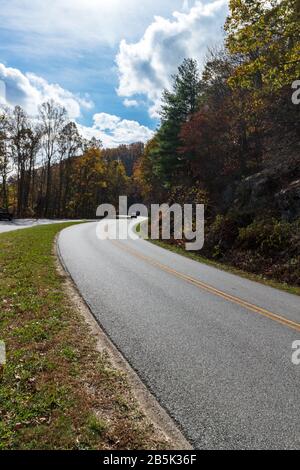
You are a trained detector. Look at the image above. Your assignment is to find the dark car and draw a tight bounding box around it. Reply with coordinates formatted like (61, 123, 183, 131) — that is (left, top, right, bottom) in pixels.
(130, 211, 140, 219)
(0, 208, 13, 221)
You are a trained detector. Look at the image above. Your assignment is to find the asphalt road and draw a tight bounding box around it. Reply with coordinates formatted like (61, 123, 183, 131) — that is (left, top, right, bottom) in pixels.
(58, 221, 300, 450)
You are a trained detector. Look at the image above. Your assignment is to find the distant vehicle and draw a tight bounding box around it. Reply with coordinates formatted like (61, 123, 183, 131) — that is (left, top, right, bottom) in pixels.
(130, 211, 140, 219)
(97, 211, 140, 220)
(0, 209, 13, 221)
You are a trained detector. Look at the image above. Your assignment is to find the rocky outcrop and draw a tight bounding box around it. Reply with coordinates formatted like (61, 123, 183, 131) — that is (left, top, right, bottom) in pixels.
(228, 159, 300, 221)
(275, 179, 300, 221)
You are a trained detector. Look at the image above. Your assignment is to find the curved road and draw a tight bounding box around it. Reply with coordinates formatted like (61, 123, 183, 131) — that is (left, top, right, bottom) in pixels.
(58, 221, 300, 450)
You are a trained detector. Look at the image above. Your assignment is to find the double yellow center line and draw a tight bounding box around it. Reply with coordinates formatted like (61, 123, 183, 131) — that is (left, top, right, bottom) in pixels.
(113, 240, 300, 333)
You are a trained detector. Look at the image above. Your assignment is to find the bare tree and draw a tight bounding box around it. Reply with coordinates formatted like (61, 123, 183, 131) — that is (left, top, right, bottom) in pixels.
(0, 110, 12, 210)
(9, 106, 41, 216)
(39, 100, 67, 217)
(57, 121, 82, 217)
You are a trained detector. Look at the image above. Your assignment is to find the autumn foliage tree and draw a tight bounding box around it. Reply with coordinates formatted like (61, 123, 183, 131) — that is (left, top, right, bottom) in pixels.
(133, 0, 300, 286)
(225, 0, 300, 91)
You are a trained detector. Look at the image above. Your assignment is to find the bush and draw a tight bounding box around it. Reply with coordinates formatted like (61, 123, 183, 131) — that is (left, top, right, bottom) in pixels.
(237, 219, 292, 255)
(206, 214, 239, 256)
(204, 216, 300, 286)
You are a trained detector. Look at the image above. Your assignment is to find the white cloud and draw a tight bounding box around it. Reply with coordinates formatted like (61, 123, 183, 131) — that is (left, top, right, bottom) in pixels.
(0, 0, 186, 54)
(79, 113, 153, 148)
(0, 63, 93, 118)
(0, 62, 152, 147)
(123, 98, 139, 108)
(116, 0, 228, 118)
(93, 113, 121, 131)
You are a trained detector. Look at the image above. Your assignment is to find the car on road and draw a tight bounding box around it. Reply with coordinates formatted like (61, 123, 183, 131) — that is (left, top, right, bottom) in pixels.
(0, 208, 13, 221)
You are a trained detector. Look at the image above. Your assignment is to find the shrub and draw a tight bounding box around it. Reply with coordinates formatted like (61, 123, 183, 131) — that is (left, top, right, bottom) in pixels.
(206, 214, 239, 255)
(238, 219, 292, 255)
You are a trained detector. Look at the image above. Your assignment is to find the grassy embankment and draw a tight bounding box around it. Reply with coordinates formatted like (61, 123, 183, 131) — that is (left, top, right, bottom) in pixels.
(151, 239, 300, 296)
(0, 223, 167, 450)
(135, 222, 300, 296)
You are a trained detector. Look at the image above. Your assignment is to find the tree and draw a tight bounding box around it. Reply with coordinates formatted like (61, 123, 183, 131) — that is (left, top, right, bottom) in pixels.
(161, 58, 201, 122)
(57, 122, 82, 217)
(106, 160, 128, 208)
(199, 49, 237, 105)
(39, 100, 67, 217)
(103, 142, 144, 177)
(133, 138, 164, 205)
(224, 1, 300, 172)
(70, 147, 106, 218)
(9, 106, 40, 216)
(225, 0, 300, 91)
(0, 111, 11, 209)
(151, 59, 201, 186)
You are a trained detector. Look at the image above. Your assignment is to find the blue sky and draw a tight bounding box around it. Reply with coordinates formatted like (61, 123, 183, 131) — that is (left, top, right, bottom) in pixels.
(0, 0, 228, 147)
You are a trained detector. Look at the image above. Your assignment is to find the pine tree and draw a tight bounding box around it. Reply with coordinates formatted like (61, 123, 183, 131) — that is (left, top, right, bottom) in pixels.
(151, 58, 201, 187)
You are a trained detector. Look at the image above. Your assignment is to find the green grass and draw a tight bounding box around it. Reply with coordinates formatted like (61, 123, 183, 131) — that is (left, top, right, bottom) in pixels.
(0, 223, 167, 450)
(87, 415, 108, 436)
(149, 239, 300, 296)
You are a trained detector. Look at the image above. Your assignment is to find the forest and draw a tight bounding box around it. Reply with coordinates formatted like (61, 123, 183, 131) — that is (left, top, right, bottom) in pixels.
(0, 0, 299, 285)
(0, 101, 143, 219)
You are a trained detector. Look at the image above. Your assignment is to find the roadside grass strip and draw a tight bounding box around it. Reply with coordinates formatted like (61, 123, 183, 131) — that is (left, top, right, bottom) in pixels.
(0, 223, 167, 450)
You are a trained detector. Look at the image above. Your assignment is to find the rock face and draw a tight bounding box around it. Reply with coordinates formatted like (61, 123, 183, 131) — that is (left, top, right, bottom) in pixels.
(228, 159, 300, 221)
(275, 179, 300, 221)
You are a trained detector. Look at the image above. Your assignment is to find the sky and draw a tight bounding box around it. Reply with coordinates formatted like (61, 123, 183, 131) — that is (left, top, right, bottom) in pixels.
(0, 0, 228, 147)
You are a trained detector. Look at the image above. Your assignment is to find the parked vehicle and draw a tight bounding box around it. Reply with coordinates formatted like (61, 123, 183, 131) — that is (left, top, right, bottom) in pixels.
(0, 209, 13, 221)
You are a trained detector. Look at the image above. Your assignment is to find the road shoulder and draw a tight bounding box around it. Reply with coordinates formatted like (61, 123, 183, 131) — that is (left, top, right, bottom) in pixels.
(55, 232, 192, 451)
